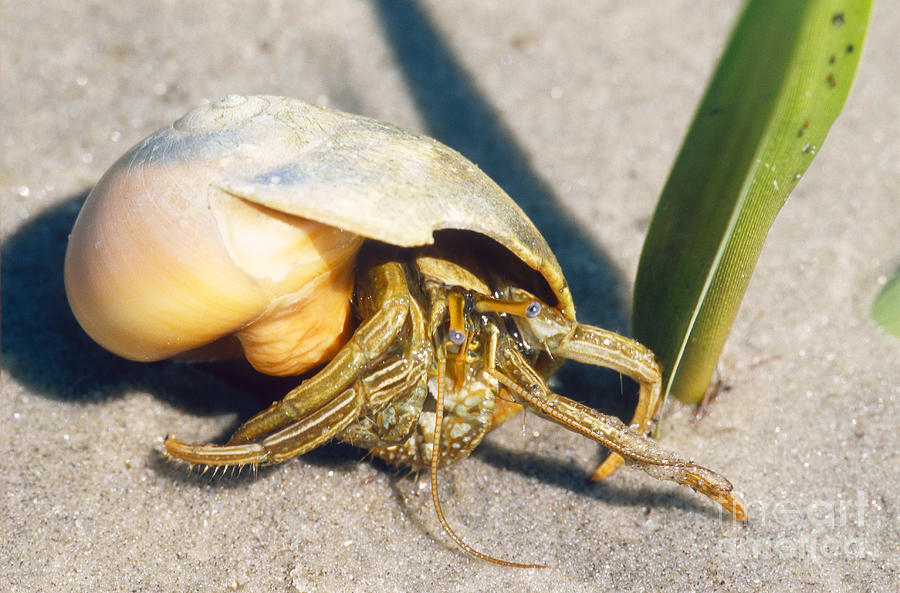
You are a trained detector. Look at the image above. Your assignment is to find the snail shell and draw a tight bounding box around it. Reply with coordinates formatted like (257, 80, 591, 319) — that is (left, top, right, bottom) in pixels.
(64, 95, 570, 376)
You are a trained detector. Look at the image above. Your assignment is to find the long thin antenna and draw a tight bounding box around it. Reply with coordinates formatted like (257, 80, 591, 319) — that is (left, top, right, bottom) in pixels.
(429, 358, 546, 568)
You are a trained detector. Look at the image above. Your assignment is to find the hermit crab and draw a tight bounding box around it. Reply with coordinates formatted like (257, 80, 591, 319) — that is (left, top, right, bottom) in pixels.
(65, 95, 746, 566)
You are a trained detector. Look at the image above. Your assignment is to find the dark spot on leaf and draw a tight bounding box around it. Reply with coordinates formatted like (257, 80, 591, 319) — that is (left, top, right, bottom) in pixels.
(846, 44, 854, 53)
(829, 54, 836, 64)
(802, 143, 813, 154)
(709, 107, 724, 116)
(797, 119, 810, 138)
(831, 12, 845, 26)
(827, 72, 837, 88)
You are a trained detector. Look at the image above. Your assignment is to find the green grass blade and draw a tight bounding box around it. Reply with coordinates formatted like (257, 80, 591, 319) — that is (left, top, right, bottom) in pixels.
(632, 0, 872, 405)
(871, 271, 900, 337)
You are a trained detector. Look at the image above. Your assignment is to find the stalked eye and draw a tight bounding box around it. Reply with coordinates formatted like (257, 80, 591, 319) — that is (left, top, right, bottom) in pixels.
(525, 301, 542, 318)
(448, 328, 466, 345)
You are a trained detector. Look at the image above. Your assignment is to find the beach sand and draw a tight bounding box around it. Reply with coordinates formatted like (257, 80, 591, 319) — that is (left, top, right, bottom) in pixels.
(2, 1, 897, 591)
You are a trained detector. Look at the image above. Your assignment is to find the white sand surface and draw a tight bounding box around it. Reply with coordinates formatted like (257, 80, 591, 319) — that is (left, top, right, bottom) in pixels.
(2, 2, 897, 591)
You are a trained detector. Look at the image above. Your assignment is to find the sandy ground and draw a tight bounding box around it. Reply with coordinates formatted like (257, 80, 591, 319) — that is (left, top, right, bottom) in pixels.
(2, 1, 897, 592)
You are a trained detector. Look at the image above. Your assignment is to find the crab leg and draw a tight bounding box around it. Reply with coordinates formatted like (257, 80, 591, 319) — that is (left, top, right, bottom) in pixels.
(490, 343, 746, 521)
(555, 324, 663, 480)
(165, 383, 364, 466)
(165, 260, 427, 466)
(224, 262, 416, 445)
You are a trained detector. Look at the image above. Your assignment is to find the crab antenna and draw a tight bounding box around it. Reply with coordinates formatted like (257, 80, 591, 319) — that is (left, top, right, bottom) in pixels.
(429, 344, 546, 568)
